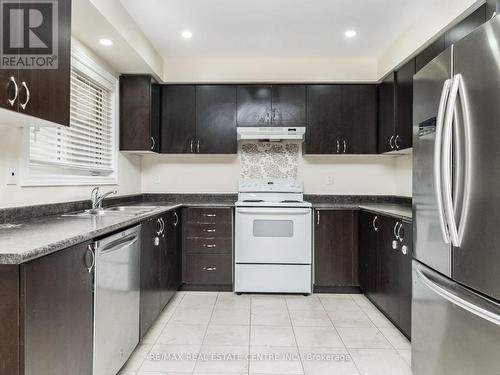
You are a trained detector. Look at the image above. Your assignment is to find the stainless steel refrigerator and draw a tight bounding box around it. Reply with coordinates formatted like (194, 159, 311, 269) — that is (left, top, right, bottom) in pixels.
(412, 15, 500, 375)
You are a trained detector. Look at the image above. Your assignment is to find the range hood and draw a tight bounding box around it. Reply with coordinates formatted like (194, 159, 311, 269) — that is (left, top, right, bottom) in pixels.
(237, 127, 305, 141)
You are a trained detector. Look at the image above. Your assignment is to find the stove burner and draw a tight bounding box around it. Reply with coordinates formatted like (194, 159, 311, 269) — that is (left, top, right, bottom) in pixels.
(243, 199, 264, 202)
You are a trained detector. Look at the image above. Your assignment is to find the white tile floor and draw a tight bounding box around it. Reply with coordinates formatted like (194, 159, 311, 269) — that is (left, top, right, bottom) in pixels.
(119, 292, 412, 375)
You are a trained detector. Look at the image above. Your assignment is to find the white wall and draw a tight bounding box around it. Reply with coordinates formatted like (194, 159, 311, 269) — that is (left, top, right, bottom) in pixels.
(394, 154, 412, 197)
(141, 146, 401, 196)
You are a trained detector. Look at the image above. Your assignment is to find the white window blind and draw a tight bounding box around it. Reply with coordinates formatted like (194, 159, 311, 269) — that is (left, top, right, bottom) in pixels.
(28, 67, 115, 176)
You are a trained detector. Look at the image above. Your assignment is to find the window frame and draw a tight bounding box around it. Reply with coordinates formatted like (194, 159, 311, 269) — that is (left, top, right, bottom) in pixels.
(20, 47, 119, 187)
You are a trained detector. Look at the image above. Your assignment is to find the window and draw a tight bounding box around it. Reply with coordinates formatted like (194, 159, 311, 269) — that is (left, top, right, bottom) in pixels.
(21, 47, 118, 186)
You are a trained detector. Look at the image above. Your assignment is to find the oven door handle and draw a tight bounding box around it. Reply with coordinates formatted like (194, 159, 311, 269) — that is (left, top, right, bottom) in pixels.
(236, 208, 311, 215)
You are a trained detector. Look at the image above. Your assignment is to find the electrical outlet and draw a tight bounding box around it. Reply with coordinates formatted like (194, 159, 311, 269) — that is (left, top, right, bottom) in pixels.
(153, 175, 160, 185)
(326, 176, 334, 186)
(6, 168, 18, 185)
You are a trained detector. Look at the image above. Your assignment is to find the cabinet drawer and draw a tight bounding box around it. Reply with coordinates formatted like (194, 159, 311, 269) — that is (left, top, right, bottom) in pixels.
(184, 254, 232, 285)
(185, 222, 232, 238)
(184, 238, 232, 254)
(184, 208, 232, 224)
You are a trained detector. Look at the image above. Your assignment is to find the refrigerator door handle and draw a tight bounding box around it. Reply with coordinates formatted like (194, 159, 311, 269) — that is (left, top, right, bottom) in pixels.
(456, 74, 472, 245)
(434, 78, 452, 244)
(416, 265, 500, 326)
(442, 75, 461, 246)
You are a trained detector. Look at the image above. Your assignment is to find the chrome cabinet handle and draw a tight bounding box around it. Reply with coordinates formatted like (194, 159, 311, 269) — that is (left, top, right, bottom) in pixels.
(397, 223, 404, 241)
(197, 139, 200, 153)
(203, 228, 216, 233)
(393, 221, 400, 239)
(203, 266, 217, 271)
(392, 239, 399, 250)
(190, 139, 194, 153)
(7, 76, 18, 106)
(156, 218, 163, 235)
(160, 217, 166, 237)
(336, 139, 340, 153)
(150, 137, 155, 150)
(173, 212, 179, 226)
(343, 140, 347, 153)
(20, 81, 30, 110)
(203, 244, 217, 248)
(395, 134, 401, 149)
(389, 135, 395, 150)
(317, 211, 320, 225)
(86, 244, 95, 273)
(203, 213, 216, 217)
(154, 237, 160, 246)
(372, 216, 379, 232)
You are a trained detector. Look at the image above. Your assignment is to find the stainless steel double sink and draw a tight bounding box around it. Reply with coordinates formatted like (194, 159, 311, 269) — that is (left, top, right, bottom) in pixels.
(63, 205, 158, 217)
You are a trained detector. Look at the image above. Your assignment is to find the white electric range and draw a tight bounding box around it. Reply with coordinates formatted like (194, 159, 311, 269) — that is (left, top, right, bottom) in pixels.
(234, 179, 312, 294)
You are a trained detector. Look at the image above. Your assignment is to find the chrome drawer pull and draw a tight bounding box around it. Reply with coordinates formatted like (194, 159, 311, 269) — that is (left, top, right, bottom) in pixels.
(203, 213, 216, 217)
(203, 244, 217, 248)
(203, 266, 217, 271)
(203, 228, 216, 233)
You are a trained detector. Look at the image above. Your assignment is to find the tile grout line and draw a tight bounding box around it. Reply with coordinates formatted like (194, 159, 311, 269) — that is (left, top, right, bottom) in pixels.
(319, 294, 362, 375)
(192, 291, 219, 374)
(285, 295, 306, 375)
(248, 294, 253, 375)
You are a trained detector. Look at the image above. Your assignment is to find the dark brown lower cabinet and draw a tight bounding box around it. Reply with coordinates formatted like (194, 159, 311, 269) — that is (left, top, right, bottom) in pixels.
(140, 216, 162, 338)
(182, 207, 233, 289)
(21, 242, 94, 375)
(0, 265, 20, 375)
(314, 209, 359, 290)
(358, 211, 413, 338)
(160, 210, 182, 308)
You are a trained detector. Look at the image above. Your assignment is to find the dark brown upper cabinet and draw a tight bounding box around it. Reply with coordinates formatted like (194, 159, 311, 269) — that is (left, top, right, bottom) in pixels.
(1, 0, 71, 126)
(416, 4, 487, 73)
(236, 85, 306, 127)
(378, 59, 415, 153)
(161, 85, 237, 154)
(120, 75, 161, 152)
(160, 85, 196, 153)
(196, 85, 237, 154)
(271, 85, 306, 126)
(305, 84, 377, 154)
(305, 85, 342, 154)
(313, 209, 359, 289)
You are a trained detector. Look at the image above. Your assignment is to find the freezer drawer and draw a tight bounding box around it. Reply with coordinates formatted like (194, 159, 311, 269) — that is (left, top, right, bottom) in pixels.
(412, 261, 500, 375)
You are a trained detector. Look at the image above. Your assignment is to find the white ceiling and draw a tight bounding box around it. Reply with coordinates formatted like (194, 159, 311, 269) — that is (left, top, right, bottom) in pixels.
(120, 0, 435, 60)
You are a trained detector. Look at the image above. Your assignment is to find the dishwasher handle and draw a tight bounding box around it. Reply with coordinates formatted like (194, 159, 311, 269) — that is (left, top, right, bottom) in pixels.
(97, 235, 139, 255)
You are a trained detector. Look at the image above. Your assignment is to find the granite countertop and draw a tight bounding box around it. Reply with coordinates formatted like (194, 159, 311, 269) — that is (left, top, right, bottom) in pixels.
(0, 204, 183, 265)
(313, 203, 412, 220)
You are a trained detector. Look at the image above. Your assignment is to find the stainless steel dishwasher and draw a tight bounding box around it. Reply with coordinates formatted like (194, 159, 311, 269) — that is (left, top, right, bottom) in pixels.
(92, 225, 141, 375)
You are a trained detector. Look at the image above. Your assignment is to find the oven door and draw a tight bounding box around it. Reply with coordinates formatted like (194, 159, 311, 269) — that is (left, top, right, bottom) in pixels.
(235, 207, 312, 264)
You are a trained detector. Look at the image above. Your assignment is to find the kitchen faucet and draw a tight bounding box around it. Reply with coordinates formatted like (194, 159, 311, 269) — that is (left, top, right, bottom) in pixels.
(91, 187, 117, 209)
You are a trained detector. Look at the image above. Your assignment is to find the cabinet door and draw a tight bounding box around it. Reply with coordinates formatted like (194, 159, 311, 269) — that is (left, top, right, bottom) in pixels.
(445, 5, 486, 48)
(314, 210, 357, 287)
(159, 214, 170, 309)
(0, 265, 19, 375)
(21, 241, 93, 375)
(271, 85, 306, 127)
(140, 217, 162, 338)
(0, 67, 19, 113)
(398, 221, 412, 338)
(196, 85, 237, 154)
(359, 211, 379, 296)
(395, 59, 415, 150)
(378, 217, 400, 323)
(341, 85, 377, 154)
(236, 85, 272, 126)
(378, 73, 396, 153)
(161, 85, 196, 153)
(120, 75, 159, 151)
(305, 85, 342, 154)
(17, 0, 71, 126)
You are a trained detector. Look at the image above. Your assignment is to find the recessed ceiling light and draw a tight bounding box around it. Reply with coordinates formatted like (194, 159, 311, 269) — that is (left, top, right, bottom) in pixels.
(181, 30, 193, 39)
(99, 38, 113, 46)
(344, 30, 357, 38)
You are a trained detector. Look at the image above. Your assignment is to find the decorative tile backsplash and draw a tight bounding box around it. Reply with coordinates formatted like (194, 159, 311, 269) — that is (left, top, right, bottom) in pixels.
(240, 142, 299, 179)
